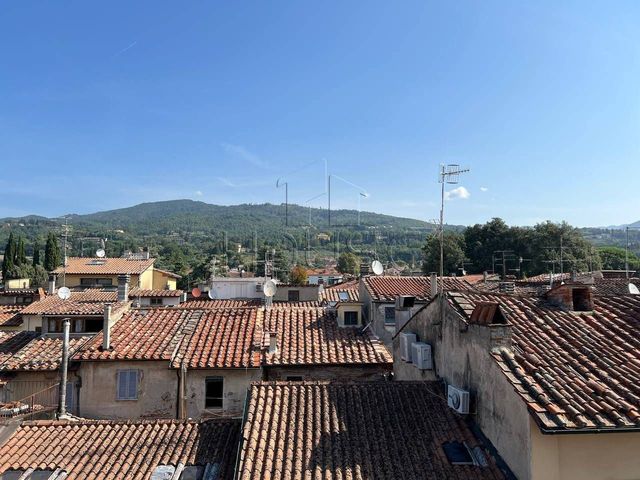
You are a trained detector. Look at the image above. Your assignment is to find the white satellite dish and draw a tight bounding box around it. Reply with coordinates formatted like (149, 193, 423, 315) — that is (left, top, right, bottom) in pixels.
(263, 280, 277, 297)
(371, 260, 384, 276)
(629, 283, 639, 295)
(57, 286, 71, 300)
(208, 289, 216, 300)
(96, 248, 106, 258)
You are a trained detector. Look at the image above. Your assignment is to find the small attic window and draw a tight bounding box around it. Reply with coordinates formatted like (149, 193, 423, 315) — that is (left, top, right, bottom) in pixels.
(442, 442, 474, 465)
(338, 292, 350, 302)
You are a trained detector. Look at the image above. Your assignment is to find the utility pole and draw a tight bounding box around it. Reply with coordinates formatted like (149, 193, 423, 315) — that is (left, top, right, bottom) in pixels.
(276, 179, 289, 227)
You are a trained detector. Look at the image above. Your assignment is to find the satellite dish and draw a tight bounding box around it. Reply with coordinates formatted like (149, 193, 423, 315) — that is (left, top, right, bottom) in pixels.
(191, 287, 201, 298)
(371, 260, 384, 276)
(208, 289, 216, 300)
(96, 248, 106, 258)
(263, 280, 277, 297)
(57, 286, 71, 300)
(629, 283, 640, 295)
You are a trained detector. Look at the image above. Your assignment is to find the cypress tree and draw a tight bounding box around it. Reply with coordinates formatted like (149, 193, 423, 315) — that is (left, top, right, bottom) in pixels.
(32, 240, 41, 267)
(16, 237, 27, 266)
(2, 233, 16, 281)
(44, 232, 60, 272)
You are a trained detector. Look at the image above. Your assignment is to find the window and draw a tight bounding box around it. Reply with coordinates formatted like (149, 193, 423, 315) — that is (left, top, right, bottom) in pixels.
(116, 370, 139, 400)
(286, 376, 304, 381)
(442, 441, 476, 466)
(205, 377, 223, 409)
(338, 292, 350, 302)
(384, 306, 395, 325)
(150, 298, 163, 306)
(80, 277, 113, 287)
(344, 311, 359, 326)
(84, 318, 103, 332)
(288, 290, 300, 302)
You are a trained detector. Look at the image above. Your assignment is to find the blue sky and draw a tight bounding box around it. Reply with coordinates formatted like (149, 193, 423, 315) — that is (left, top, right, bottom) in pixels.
(1, 1, 638, 226)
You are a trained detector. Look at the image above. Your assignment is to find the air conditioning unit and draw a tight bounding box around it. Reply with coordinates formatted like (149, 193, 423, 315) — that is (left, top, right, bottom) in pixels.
(399, 332, 417, 362)
(395, 295, 416, 309)
(411, 342, 432, 370)
(447, 385, 470, 414)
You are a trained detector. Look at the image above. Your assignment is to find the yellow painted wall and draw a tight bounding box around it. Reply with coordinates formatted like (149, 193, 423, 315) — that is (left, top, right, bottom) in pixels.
(336, 304, 362, 327)
(59, 274, 141, 289)
(531, 417, 640, 480)
(5, 278, 30, 288)
(152, 269, 177, 290)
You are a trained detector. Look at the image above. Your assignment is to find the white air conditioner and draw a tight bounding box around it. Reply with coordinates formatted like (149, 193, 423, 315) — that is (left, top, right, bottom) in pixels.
(399, 332, 417, 362)
(447, 385, 470, 414)
(411, 342, 432, 370)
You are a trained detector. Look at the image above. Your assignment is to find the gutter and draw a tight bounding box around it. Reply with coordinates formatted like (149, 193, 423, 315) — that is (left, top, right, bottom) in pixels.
(232, 386, 252, 480)
(538, 423, 640, 435)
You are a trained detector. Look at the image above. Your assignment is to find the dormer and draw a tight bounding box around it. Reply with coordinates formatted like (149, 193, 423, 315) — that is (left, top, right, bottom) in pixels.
(545, 283, 594, 312)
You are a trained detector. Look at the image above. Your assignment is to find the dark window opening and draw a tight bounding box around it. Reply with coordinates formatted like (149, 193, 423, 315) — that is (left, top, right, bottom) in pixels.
(80, 277, 113, 287)
(344, 311, 359, 326)
(288, 290, 300, 302)
(384, 306, 395, 325)
(150, 298, 163, 306)
(572, 288, 592, 311)
(205, 377, 224, 409)
(286, 376, 303, 381)
(84, 318, 103, 332)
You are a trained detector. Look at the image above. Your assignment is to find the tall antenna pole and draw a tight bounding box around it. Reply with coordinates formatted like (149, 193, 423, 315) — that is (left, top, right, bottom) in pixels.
(276, 179, 288, 227)
(626, 226, 630, 280)
(328, 175, 331, 227)
(438, 164, 470, 285)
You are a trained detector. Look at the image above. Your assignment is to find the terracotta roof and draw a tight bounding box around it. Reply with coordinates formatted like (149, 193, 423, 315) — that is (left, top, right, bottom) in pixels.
(0, 331, 39, 364)
(363, 275, 471, 302)
(172, 308, 262, 369)
(53, 257, 154, 275)
(0, 334, 92, 371)
(21, 291, 129, 316)
(262, 307, 392, 366)
(74, 309, 192, 362)
(238, 381, 508, 480)
(179, 299, 262, 309)
(448, 290, 640, 432)
(0, 306, 23, 327)
(320, 286, 359, 303)
(129, 288, 183, 298)
(273, 300, 323, 307)
(0, 418, 239, 479)
(475, 276, 640, 297)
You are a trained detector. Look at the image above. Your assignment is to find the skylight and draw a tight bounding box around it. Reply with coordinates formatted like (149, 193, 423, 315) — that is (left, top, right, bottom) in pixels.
(338, 292, 350, 302)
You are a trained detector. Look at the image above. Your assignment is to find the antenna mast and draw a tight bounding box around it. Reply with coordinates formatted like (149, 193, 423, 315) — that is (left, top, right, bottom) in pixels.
(438, 164, 469, 285)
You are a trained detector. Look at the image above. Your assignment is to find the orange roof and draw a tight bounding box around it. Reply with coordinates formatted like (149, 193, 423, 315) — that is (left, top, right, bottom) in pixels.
(263, 307, 391, 366)
(129, 288, 183, 298)
(53, 257, 154, 275)
(0, 331, 38, 364)
(0, 334, 91, 371)
(0, 419, 239, 479)
(22, 290, 129, 316)
(448, 291, 640, 432)
(363, 275, 471, 302)
(0, 305, 24, 327)
(238, 382, 508, 480)
(179, 299, 262, 309)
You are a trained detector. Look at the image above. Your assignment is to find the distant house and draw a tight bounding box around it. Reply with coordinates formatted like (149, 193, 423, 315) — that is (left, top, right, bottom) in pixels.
(359, 275, 471, 345)
(321, 279, 362, 327)
(237, 381, 512, 479)
(307, 267, 343, 286)
(53, 255, 180, 290)
(394, 284, 640, 480)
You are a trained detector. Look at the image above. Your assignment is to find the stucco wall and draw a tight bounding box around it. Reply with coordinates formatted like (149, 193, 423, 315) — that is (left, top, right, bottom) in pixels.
(152, 269, 177, 290)
(78, 361, 177, 419)
(395, 300, 533, 480)
(530, 417, 640, 480)
(265, 364, 390, 382)
(183, 368, 261, 419)
(58, 274, 142, 289)
(273, 285, 319, 302)
(336, 304, 362, 327)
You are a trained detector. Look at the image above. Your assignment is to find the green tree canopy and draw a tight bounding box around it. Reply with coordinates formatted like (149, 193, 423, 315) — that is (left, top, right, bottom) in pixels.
(44, 232, 61, 272)
(422, 232, 466, 276)
(290, 265, 308, 286)
(597, 246, 640, 271)
(336, 252, 360, 275)
(2, 233, 16, 281)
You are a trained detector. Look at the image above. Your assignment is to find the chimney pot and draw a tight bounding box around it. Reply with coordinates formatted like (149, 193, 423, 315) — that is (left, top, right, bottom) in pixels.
(430, 272, 438, 298)
(117, 274, 130, 302)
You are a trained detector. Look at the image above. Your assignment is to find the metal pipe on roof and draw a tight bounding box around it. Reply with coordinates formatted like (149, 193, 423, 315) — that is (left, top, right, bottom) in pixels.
(57, 318, 70, 418)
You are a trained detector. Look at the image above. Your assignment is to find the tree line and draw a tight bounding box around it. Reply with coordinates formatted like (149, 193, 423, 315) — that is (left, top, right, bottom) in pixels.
(1, 232, 60, 287)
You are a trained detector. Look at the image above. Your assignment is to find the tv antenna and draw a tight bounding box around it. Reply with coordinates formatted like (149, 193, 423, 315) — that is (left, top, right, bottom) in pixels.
(276, 178, 288, 226)
(438, 164, 470, 286)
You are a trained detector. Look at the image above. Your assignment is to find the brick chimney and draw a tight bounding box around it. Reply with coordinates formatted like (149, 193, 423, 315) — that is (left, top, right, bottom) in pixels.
(546, 284, 594, 312)
(117, 274, 130, 302)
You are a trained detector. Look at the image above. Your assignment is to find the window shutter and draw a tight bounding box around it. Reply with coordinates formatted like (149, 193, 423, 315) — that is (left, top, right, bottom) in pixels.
(117, 371, 127, 399)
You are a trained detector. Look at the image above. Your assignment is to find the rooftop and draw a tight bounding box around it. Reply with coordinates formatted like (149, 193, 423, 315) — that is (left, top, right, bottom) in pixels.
(320, 280, 360, 303)
(362, 275, 471, 302)
(448, 290, 640, 432)
(262, 307, 391, 367)
(21, 290, 129, 316)
(0, 334, 91, 371)
(53, 256, 155, 275)
(0, 418, 239, 479)
(238, 381, 508, 480)
(0, 306, 24, 327)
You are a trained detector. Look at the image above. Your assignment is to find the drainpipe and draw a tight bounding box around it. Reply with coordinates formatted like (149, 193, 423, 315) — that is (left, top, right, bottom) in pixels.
(57, 318, 70, 418)
(103, 305, 112, 350)
(177, 362, 187, 420)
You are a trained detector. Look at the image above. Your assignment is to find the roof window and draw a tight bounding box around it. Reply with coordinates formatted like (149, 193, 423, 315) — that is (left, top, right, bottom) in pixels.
(338, 292, 350, 302)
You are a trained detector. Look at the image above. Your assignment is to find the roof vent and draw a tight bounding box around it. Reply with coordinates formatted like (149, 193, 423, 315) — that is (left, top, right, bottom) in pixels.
(498, 282, 515, 294)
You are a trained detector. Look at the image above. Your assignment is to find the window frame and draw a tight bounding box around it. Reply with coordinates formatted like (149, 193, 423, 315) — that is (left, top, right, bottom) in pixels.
(384, 306, 396, 325)
(205, 376, 224, 409)
(287, 290, 300, 302)
(116, 369, 139, 401)
(150, 297, 163, 306)
(343, 310, 359, 326)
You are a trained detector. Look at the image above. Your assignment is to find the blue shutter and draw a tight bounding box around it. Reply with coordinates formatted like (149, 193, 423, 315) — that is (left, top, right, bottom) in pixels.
(128, 370, 138, 399)
(117, 371, 127, 399)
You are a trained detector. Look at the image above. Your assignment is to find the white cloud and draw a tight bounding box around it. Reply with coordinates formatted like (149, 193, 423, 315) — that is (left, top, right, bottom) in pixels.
(480, 186, 489, 192)
(445, 186, 471, 201)
(194, 190, 203, 196)
(221, 143, 269, 169)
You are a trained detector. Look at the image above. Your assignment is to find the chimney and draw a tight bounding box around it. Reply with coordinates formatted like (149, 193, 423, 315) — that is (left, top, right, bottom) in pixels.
(268, 332, 277, 354)
(483, 271, 488, 283)
(103, 304, 112, 350)
(430, 272, 438, 298)
(181, 292, 187, 304)
(571, 271, 577, 282)
(117, 274, 130, 302)
(546, 284, 593, 312)
(48, 274, 57, 295)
